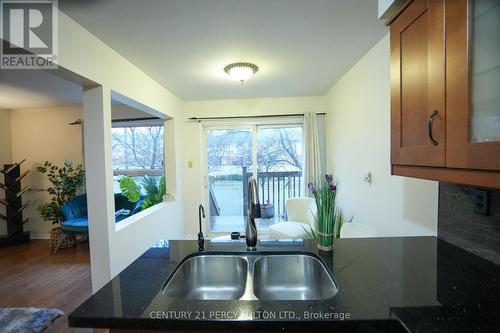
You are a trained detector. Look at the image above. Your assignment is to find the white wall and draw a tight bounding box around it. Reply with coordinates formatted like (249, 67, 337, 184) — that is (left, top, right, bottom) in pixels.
(111, 103, 162, 120)
(0, 109, 12, 165)
(324, 34, 438, 236)
(181, 96, 325, 238)
(0, 10, 185, 291)
(55, 11, 185, 291)
(0, 108, 12, 235)
(10, 106, 84, 239)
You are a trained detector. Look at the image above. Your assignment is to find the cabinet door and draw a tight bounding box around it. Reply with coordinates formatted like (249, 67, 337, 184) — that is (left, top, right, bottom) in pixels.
(390, 0, 446, 166)
(446, 0, 500, 171)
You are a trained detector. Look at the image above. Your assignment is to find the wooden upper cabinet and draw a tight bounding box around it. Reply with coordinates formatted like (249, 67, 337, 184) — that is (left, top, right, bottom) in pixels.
(389, 0, 500, 188)
(390, 0, 445, 167)
(446, 0, 500, 171)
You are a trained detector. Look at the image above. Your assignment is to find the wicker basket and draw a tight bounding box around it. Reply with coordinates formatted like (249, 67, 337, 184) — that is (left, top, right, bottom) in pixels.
(49, 227, 75, 251)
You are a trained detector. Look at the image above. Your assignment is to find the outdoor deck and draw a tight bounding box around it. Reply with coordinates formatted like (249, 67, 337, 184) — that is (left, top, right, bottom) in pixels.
(209, 170, 304, 233)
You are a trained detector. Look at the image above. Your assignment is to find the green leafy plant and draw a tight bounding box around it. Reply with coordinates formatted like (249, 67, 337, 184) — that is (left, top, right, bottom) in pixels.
(119, 176, 142, 203)
(119, 175, 166, 210)
(304, 175, 353, 250)
(36, 160, 85, 225)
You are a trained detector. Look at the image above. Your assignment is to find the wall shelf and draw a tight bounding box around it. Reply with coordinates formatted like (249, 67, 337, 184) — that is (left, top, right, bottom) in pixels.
(0, 161, 30, 246)
(0, 159, 25, 175)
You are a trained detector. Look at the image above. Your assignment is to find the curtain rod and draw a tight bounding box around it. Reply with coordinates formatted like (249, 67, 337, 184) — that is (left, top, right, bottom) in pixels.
(188, 112, 326, 122)
(111, 117, 161, 123)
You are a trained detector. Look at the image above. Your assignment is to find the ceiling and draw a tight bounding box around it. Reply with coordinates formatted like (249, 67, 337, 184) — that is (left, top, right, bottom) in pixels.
(59, 0, 388, 101)
(0, 70, 152, 118)
(0, 70, 83, 109)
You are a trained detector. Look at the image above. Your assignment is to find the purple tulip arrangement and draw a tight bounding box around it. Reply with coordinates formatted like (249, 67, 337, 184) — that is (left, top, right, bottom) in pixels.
(305, 174, 350, 250)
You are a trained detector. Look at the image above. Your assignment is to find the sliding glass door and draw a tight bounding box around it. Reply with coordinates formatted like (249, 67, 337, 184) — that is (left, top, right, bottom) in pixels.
(206, 124, 303, 233)
(206, 128, 253, 232)
(256, 126, 303, 225)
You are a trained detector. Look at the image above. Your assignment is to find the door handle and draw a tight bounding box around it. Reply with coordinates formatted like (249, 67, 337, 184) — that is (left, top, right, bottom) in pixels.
(428, 110, 439, 146)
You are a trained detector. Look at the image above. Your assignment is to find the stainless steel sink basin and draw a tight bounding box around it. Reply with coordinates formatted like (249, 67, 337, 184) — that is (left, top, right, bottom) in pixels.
(162, 255, 247, 300)
(253, 254, 338, 300)
(162, 252, 337, 301)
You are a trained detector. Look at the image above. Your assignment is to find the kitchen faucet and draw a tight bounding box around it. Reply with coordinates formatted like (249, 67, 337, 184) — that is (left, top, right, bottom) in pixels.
(198, 204, 205, 251)
(246, 176, 261, 250)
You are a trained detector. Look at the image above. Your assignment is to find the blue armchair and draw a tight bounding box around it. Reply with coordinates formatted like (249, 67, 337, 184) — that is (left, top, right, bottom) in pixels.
(59, 194, 89, 235)
(54, 193, 144, 253)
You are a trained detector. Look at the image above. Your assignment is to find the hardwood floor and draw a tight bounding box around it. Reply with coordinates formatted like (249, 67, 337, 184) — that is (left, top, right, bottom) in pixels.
(0, 240, 107, 333)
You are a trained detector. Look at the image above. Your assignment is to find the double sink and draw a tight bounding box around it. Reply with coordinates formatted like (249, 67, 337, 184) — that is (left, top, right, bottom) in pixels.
(162, 252, 338, 301)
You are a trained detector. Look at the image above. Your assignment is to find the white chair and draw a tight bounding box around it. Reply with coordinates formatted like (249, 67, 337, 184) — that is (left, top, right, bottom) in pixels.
(340, 223, 377, 238)
(268, 197, 317, 239)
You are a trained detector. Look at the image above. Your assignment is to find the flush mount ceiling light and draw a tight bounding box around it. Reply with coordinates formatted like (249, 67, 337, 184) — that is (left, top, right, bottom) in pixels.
(224, 62, 259, 83)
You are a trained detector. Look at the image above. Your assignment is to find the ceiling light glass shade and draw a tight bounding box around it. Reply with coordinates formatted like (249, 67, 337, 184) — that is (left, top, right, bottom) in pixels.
(224, 63, 259, 82)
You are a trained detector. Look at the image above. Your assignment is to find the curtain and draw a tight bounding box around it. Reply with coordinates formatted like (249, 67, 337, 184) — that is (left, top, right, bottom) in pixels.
(303, 112, 323, 196)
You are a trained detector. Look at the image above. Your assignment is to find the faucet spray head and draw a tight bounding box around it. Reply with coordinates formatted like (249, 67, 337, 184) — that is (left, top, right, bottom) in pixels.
(246, 176, 260, 250)
(198, 204, 205, 251)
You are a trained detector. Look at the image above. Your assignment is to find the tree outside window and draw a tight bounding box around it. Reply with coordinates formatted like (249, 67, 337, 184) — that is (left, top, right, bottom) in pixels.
(111, 124, 164, 192)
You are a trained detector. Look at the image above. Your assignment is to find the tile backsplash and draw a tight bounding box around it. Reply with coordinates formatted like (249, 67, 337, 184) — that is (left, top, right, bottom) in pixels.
(438, 183, 500, 265)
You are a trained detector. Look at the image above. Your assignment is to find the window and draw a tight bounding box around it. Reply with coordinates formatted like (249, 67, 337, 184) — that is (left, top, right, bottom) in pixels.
(256, 126, 303, 218)
(206, 128, 253, 231)
(206, 124, 303, 233)
(111, 120, 165, 193)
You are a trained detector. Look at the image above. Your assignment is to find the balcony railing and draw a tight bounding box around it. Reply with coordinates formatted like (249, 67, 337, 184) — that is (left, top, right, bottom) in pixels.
(243, 167, 303, 218)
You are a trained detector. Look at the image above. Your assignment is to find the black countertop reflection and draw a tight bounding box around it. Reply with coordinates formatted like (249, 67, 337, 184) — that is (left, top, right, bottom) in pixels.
(68, 237, 499, 332)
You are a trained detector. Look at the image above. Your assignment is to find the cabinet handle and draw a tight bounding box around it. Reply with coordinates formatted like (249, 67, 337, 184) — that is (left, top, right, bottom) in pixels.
(428, 110, 439, 146)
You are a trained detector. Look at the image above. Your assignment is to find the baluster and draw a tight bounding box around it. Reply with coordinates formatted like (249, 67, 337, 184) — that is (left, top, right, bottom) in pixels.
(264, 176, 267, 203)
(273, 176, 276, 209)
(267, 175, 270, 204)
(277, 177, 281, 216)
(299, 174, 302, 197)
(288, 176, 291, 198)
(260, 176, 264, 203)
(283, 176, 286, 216)
(242, 167, 248, 217)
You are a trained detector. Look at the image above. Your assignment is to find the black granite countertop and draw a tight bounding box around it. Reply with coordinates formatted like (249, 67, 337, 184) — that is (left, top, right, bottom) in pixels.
(69, 237, 499, 332)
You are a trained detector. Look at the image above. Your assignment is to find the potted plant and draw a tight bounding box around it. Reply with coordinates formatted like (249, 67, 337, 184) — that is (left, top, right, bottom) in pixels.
(260, 201, 274, 219)
(305, 174, 352, 251)
(119, 175, 166, 211)
(36, 160, 85, 249)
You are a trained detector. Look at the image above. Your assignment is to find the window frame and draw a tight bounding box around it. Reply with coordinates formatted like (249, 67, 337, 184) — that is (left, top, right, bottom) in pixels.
(111, 118, 166, 179)
(202, 119, 305, 235)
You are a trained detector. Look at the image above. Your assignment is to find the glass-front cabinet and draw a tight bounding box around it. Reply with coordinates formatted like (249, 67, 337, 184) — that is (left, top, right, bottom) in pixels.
(470, 0, 500, 143)
(446, 0, 500, 171)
